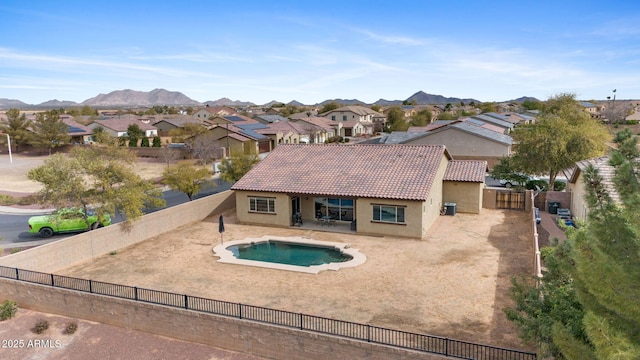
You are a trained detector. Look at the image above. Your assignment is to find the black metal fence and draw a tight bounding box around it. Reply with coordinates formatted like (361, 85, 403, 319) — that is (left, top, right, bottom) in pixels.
(0, 265, 536, 360)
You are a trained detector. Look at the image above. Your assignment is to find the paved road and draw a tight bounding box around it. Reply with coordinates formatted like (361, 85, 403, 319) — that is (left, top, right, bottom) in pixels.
(0, 180, 231, 249)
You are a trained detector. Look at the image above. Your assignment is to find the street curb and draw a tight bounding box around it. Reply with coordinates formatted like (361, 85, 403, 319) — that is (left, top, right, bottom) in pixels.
(0, 206, 55, 215)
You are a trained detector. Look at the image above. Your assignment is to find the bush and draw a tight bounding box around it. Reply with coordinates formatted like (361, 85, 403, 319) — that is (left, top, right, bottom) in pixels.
(140, 137, 150, 147)
(31, 319, 49, 334)
(63, 321, 78, 335)
(0, 300, 18, 321)
(0, 194, 16, 206)
(152, 136, 162, 147)
(625, 120, 638, 125)
(526, 179, 549, 191)
(553, 180, 567, 191)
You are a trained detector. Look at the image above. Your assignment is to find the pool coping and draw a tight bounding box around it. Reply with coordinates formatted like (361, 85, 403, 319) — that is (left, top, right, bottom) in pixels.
(212, 235, 367, 274)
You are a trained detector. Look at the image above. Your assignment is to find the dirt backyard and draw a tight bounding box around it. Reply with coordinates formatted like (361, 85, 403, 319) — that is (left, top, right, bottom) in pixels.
(58, 209, 535, 351)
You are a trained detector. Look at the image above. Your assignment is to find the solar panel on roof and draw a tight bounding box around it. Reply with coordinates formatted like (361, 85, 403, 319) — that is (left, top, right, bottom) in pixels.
(67, 126, 86, 133)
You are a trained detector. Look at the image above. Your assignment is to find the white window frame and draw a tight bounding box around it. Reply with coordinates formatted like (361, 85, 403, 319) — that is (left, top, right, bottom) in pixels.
(372, 204, 406, 224)
(249, 196, 276, 214)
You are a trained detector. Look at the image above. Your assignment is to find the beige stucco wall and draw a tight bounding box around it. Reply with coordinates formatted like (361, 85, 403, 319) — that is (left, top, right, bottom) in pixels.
(443, 182, 483, 214)
(421, 153, 448, 237)
(568, 174, 589, 222)
(0, 191, 236, 273)
(235, 190, 292, 227)
(0, 280, 444, 360)
(355, 198, 423, 238)
(406, 128, 510, 157)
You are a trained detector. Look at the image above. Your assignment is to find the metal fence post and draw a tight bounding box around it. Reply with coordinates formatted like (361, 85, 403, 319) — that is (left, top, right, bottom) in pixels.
(50, 273, 54, 286)
(367, 324, 371, 342)
(15, 268, 18, 280)
(184, 295, 188, 309)
(89, 279, 93, 293)
(299, 313, 303, 330)
(134, 286, 138, 301)
(238, 303, 242, 319)
(445, 337, 449, 356)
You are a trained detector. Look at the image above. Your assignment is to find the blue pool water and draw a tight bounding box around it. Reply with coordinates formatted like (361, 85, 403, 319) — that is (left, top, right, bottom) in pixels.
(227, 240, 353, 267)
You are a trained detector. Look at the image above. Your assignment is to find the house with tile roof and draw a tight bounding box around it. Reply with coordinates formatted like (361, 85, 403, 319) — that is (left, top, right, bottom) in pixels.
(192, 106, 237, 120)
(231, 144, 486, 239)
(290, 116, 336, 143)
(564, 156, 617, 222)
(59, 116, 93, 144)
(367, 121, 512, 169)
(321, 106, 385, 136)
(87, 118, 158, 138)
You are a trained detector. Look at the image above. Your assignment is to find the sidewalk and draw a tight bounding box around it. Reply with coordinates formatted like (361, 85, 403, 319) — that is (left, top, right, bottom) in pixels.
(0, 205, 54, 215)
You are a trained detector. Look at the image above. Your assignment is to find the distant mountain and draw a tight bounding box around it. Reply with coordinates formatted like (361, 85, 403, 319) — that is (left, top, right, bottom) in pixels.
(287, 100, 305, 107)
(405, 91, 479, 105)
(82, 88, 201, 107)
(373, 98, 403, 106)
(202, 97, 255, 107)
(506, 96, 540, 103)
(316, 99, 367, 106)
(0, 98, 30, 109)
(37, 99, 80, 107)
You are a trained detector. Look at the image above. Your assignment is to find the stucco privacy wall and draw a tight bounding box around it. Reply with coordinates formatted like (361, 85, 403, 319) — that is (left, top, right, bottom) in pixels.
(0, 280, 445, 360)
(443, 182, 482, 214)
(0, 191, 236, 273)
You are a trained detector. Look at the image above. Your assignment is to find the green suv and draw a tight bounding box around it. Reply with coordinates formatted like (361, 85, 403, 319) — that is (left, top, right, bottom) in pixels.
(28, 208, 112, 238)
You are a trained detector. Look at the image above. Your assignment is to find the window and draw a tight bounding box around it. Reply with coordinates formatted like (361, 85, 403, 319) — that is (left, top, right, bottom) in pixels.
(342, 115, 347, 121)
(372, 205, 405, 224)
(331, 115, 336, 121)
(249, 197, 275, 213)
(314, 197, 353, 221)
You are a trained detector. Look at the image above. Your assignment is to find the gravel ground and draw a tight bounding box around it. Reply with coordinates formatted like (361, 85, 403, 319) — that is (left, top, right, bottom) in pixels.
(58, 209, 535, 351)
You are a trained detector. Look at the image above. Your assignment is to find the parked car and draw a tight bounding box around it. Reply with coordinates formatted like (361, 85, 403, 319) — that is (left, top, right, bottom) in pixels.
(28, 208, 112, 238)
(499, 173, 540, 188)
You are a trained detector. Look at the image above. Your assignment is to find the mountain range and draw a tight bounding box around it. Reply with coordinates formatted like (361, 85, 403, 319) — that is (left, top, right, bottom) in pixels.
(0, 88, 537, 109)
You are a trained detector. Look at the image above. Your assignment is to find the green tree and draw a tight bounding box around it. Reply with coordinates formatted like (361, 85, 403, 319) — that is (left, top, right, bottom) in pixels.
(510, 93, 610, 190)
(30, 111, 71, 155)
(0, 108, 32, 152)
(319, 101, 340, 114)
(505, 129, 640, 359)
(127, 124, 144, 147)
(140, 137, 150, 147)
(27, 145, 165, 223)
(162, 162, 213, 201)
(152, 136, 162, 147)
(410, 108, 433, 126)
(522, 100, 542, 111)
(370, 105, 382, 112)
(92, 126, 115, 145)
(385, 106, 407, 132)
(169, 123, 208, 143)
(217, 151, 260, 183)
(477, 102, 498, 113)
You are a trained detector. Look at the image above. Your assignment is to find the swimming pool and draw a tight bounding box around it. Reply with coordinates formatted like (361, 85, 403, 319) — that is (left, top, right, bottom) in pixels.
(213, 236, 366, 274)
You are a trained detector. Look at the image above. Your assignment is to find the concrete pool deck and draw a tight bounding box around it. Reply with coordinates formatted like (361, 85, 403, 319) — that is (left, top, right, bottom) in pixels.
(57, 208, 535, 351)
(213, 236, 367, 274)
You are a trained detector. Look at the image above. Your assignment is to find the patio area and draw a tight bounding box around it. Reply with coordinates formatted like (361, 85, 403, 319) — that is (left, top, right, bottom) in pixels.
(57, 208, 534, 351)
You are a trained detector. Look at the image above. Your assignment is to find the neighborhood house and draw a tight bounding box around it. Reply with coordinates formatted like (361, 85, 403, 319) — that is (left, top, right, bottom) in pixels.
(231, 144, 486, 239)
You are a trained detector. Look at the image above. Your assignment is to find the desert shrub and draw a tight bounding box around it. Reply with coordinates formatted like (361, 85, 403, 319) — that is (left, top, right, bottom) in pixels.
(0, 300, 18, 321)
(0, 194, 16, 206)
(31, 319, 49, 334)
(526, 179, 549, 191)
(553, 180, 567, 191)
(10, 247, 22, 254)
(63, 321, 78, 335)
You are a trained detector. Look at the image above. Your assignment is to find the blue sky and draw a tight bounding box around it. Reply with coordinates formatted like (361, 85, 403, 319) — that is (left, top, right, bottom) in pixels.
(1, 0, 639, 105)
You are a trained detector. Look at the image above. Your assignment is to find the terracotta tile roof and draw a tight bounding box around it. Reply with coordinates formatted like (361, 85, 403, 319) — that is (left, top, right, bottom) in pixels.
(232, 144, 449, 201)
(90, 118, 158, 132)
(444, 160, 487, 182)
(567, 156, 619, 203)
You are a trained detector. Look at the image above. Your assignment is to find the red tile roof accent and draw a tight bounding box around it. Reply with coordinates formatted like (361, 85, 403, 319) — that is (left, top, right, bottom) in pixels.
(443, 160, 487, 182)
(232, 144, 448, 201)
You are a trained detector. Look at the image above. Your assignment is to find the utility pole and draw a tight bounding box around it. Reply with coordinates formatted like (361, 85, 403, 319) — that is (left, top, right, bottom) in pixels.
(0, 132, 12, 163)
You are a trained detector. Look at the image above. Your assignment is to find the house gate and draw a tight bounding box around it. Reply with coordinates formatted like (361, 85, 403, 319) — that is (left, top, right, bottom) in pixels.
(496, 190, 525, 210)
